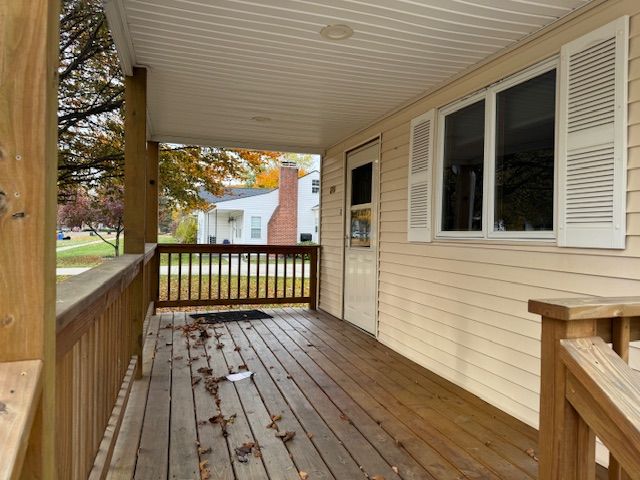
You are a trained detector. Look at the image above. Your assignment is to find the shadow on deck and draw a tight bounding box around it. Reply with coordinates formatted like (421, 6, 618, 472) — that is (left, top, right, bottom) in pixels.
(106, 308, 545, 480)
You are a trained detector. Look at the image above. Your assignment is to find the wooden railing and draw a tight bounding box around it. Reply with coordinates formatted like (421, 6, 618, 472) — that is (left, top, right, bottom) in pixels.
(54, 246, 156, 479)
(154, 244, 319, 310)
(529, 298, 640, 480)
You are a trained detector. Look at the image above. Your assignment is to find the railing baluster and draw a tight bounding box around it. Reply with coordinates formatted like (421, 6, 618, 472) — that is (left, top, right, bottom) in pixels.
(167, 253, 171, 301)
(292, 254, 296, 298)
(188, 252, 192, 300)
(246, 253, 251, 298)
(237, 252, 241, 299)
(217, 253, 222, 300)
(208, 252, 213, 300)
(283, 255, 287, 299)
(177, 253, 182, 301)
(227, 253, 232, 299)
(301, 252, 305, 298)
(256, 252, 261, 299)
(198, 252, 203, 300)
(274, 254, 279, 299)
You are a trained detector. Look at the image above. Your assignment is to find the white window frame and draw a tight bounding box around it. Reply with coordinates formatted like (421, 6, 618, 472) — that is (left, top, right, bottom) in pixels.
(250, 216, 261, 239)
(435, 90, 488, 239)
(435, 57, 559, 241)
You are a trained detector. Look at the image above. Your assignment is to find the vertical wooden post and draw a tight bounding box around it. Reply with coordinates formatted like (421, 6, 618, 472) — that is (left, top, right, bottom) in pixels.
(124, 67, 147, 378)
(145, 141, 159, 310)
(308, 247, 318, 310)
(533, 308, 597, 479)
(145, 141, 159, 243)
(609, 317, 631, 480)
(0, 1, 60, 477)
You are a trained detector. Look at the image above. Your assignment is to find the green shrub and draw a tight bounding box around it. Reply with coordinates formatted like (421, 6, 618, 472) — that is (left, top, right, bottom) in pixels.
(175, 216, 198, 244)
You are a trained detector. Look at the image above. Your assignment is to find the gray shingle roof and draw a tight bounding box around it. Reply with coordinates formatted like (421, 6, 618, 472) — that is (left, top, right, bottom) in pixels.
(198, 187, 275, 204)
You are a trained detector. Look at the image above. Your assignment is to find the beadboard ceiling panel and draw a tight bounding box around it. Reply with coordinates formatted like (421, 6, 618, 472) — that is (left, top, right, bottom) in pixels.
(105, 0, 592, 153)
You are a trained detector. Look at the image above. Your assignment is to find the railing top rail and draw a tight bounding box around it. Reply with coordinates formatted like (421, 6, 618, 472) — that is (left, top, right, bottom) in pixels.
(0, 359, 42, 480)
(144, 242, 157, 264)
(156, 243, 320, 254)
(56, 253, 143, 335)
(528, 297, 640, 321)
(560, 336, 640, 474)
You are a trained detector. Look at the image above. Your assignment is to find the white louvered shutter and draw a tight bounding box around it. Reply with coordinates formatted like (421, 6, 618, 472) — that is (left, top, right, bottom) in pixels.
(407, 110, 435, 242)
(558, 16, 628, 249)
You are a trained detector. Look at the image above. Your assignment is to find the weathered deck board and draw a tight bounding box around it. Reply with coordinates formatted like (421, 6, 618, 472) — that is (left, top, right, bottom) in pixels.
(109, 308, 573, 479)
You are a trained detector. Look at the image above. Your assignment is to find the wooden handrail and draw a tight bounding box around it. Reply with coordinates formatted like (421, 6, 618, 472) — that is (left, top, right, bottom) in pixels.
(155, 243, 319, 309)
(53, 244, 158, 478)
(56, 253, 143, 357)
(560, 337, 640, 476)
(0, 360, 43, 480)
(530, 297, 640, 480)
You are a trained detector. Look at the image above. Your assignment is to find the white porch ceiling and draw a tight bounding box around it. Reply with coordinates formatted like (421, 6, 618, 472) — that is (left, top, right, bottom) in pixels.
(105, 0, 593, 153)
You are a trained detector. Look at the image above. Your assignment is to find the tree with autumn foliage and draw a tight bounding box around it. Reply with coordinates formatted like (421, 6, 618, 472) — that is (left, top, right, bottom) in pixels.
(58, 183, 125, 256)
(249, 153, 315, 189)
(58, 0, 280, 218)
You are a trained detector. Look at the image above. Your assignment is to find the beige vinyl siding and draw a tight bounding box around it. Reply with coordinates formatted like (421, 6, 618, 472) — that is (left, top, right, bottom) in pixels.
(319, 0, 640, 433)
(319, 153, 345, 318)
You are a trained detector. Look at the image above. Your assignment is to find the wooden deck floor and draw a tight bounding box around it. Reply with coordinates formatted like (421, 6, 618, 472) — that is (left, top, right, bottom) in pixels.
(106, 307, 545, 480)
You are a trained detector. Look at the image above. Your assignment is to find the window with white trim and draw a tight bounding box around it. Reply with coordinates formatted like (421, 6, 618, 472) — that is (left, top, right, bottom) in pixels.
(436, 59, 558, 240)
(312, 179, 320, 193)
(250, 216, 261, 239)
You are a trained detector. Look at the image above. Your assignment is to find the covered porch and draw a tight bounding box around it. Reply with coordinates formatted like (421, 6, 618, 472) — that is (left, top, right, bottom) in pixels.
(108, 308, 542, 480)
(2, 1, 640, 479)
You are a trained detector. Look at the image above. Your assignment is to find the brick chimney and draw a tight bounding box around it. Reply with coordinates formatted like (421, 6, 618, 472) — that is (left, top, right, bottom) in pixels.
(268, 161, 298, 245)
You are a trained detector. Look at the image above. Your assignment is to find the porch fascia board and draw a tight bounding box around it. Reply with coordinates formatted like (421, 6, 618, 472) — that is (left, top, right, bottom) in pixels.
(151, 134, 324, 155)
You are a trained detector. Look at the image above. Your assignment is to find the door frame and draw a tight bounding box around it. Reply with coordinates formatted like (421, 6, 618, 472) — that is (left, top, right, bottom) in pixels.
(341, 134, 382, 337)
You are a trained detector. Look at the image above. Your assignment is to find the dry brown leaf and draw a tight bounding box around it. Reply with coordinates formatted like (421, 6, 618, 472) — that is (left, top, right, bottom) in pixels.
(299, 472, 309, 480)
(275, 430, 296, 443)
(371, 476, 386, 480)
(392, 466, 399, 474)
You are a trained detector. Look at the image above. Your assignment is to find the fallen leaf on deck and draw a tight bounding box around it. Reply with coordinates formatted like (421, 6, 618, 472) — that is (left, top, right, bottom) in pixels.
(198, 446, 212, 455)
(371, 476, 385, 480)
(235, 442, 256, 462)
(275, 431, 296, 442)
(216, 343, 225, 350)
(234, 346, 241, 351)
(392, 466, 399, 474)
(307, 432, 313, 439)
(174, 355, 183, 360)
(266, 414, 282, 429)
(238, 364, 248, 370)
(339, 413, 350, 422)
(199, 460, 211, 480)
(0, 402, 6, 414)
(191, 377, 202, 387)
(525, 448, 539, 462)
(197, 367, 213, 375)
(299, 472, 309, 480)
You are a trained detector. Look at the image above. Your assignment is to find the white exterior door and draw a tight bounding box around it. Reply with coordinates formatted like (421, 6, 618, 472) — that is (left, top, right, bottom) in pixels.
(343, 142, 378, 335)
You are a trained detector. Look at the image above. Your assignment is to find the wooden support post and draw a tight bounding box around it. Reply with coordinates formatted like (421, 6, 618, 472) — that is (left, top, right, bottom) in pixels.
(145, 141, 160, 311)
(0, 1, 60, 477)
(609, 317, 631, 480)
(308, 248, 318, 310)
(124, 67, 147, 378)
(539, 316, 597, 479)
(145, 141, 159, 244)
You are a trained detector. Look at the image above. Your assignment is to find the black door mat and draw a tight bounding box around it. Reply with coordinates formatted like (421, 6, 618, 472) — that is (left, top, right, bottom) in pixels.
(191, 310, 273, 323)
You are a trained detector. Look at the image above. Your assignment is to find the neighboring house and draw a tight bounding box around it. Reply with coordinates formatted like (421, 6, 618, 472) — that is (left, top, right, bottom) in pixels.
(196, 164, 319, 245)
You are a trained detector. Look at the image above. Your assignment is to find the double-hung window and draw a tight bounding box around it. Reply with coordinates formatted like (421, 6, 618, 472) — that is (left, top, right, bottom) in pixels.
(250, 216, 261, 239)
(436, 59, 558, 240)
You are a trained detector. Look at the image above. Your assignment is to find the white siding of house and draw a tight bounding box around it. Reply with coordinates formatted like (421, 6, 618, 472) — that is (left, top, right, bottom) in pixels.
(297, 171, 320, 243)
(319, 0, 640, 441)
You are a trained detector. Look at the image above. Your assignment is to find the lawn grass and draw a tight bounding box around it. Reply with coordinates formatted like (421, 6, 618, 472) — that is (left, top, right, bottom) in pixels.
(159, 275, 309, 304)
(56, 234, 99, 248)
(56, 240, 123, 267)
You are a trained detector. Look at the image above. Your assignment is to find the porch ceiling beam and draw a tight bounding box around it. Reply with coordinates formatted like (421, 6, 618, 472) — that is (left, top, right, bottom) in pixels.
(150, 134, 324, 155)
